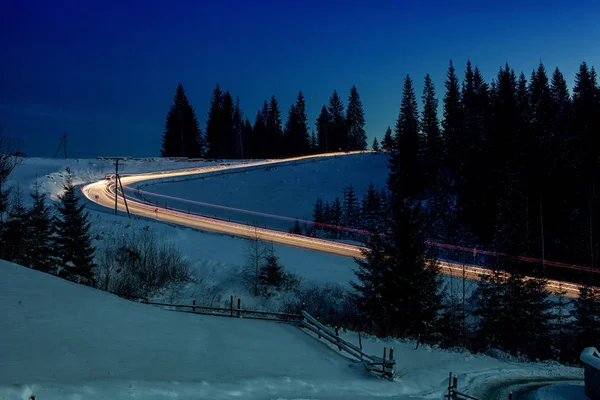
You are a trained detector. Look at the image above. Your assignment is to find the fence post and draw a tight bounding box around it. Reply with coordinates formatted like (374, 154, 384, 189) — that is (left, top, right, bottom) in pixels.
(448, 372, 453, 399)
(192, 299, 195, 313)
(237, 298, 241, 318)
(508, 393, 513, 400)
(230, 295, 234, 317)
(453, 376, 458, 400)
(390, 348, 394, 361)
(358, 332, 363, 358)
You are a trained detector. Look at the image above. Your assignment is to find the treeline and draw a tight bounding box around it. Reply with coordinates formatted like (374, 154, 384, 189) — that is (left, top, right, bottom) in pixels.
(0, 170, 96, 285)
(308, 183, 389, 240)
(160, 84, 368, 160)
(382, 60, 600, 271)
(349, 76, 600, 362)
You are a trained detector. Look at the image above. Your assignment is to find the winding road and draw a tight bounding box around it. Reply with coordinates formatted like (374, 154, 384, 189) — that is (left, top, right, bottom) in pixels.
(81, 152, 588, 298)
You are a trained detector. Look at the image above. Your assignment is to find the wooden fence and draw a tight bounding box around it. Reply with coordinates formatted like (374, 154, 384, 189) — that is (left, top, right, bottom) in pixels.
(111, 292, 301, 324)
(301, 310, 396, 379)
(446, 372, 517, 400)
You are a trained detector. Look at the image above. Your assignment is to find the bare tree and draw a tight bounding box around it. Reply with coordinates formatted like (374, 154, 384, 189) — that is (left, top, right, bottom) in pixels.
(244, 225, 268, 296)
(0, 125, 23, 221)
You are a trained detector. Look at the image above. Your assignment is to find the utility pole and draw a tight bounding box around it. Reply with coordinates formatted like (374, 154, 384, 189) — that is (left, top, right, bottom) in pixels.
(100, 157, 131, 218)
(53, 132, 68, 159)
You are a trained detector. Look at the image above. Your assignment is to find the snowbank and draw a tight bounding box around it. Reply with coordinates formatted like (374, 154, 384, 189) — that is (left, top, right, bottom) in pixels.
(581, 347, 600, 370)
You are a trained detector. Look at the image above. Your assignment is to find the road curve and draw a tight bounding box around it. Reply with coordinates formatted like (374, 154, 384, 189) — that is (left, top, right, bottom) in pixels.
(81, 152, 585, 298)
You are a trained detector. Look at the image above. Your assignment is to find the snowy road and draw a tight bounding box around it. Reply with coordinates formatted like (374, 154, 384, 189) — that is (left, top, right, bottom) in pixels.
(81, 152, 586, 298)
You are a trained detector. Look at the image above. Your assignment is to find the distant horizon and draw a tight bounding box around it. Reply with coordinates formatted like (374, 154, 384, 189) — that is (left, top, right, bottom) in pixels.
(2, 0, 599, 158)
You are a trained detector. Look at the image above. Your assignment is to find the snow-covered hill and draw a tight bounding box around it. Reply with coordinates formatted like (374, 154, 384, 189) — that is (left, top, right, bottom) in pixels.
(0, 262, 584, 400)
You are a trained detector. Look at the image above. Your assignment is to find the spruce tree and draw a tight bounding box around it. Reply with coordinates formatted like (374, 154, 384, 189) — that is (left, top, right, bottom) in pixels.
(54, 172, 96, 285)
(361, 182, 381, 232)
(327, 90, 347, 151)
(285, 91, 310, 156)
(316, 106, 331, 152)
(442, 60, 463, 185)
(232, 96, 245, 158)
(0, 186, 29, 265)
(205, 84, 224, 159)
(258, 250, 286, 297)
(251, 103, 268, 159)
(421, 73, 442, 194)
(571, 285, 600, 351)
(346, 85, 367, 150)
(160, 83, 203, 158)
(342, 185, 360, 229)
(381, 127, 393, 151)
(390, 75, 422, 198)
(289, 219, 303, 235)
(266, 95, 283, 157)
(309, 130, 318, 153)
(372, 137, 380, 152)
(221, 91, 235, 158)
(27, 182, 56, 272)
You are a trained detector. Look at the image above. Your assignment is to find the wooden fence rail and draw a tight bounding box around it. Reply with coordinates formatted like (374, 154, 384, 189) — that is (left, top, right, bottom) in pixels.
(300, 310, 396, 379)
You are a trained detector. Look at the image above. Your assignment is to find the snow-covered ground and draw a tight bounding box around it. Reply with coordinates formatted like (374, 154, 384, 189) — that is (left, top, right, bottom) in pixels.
(136, 152, 389, 231)
(0, 262, 585, 400)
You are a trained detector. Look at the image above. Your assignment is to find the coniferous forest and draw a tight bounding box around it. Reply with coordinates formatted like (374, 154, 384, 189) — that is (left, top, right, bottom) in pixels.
(159, 60, 600, 363)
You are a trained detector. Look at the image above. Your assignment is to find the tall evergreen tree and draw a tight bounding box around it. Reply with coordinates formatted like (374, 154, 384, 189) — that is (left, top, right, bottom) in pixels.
(309, 130, 318, 153)
(160, 83, 203, 158)
(361, 182, 381, 232)
(266, 95, 283, 157)
(390, 75, 422, 198)
(0, 186, 29, 265)
(250, 102, 269, 159)
(205, 84, 224, 159)
(27, 182, 56, 272)
(442, 60, 463, 184)
(221, 91, 235, 158)
(316, 105, 331, 153)
(54, 172, 96, 285)
(232, 96, 245, 159)
(381, 127, 394, 151)
(343, 185, 360, 229)
(421, 73, 442, 193)
(346, 85, 367, 150)
(327, 90, 347, 151)
(283, 92, 310, 156)
(372, 137, 380, 152)
(571, 285, 600, 350)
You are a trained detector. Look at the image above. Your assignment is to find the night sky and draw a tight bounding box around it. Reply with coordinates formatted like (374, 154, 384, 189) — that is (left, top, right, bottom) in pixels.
(1, 0, 599, 158)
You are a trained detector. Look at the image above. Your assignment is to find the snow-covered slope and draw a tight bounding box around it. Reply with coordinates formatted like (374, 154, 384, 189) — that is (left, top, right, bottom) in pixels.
(0, 262, 585, 400)
(139, 152, 389, 229)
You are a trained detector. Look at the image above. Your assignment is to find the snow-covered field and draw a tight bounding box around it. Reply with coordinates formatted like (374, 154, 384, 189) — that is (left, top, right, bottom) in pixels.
(0, 262, 585, 400)
(136, 153, 389, 230)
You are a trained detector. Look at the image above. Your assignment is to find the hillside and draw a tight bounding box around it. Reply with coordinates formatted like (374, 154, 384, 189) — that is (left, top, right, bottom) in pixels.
(0, 262, 584, 399)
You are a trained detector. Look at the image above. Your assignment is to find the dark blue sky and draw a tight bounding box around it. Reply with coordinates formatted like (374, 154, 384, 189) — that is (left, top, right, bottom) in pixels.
(1, 0, 599, 158)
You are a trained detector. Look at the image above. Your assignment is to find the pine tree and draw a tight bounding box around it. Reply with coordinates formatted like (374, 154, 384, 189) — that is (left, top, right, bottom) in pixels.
(442, 60, 463, 186)
(161, 83, 203, 158)
(232, 96, 245, 158)
(352, 197, 442, 340)
(346, 85, 367, 150)
(571, 285, 600, 351)
(361, 182, 381, 232)
(289, 219, 303, 235)
(390, 75, 422, 198)
(251, 103, 269, 159)
(54, 172, 96, 285)
(421, 73, 442, 194)
(221, 91, 235, 159)
(266, 95, 283, 157)
(0, 186, 29, 265)
(472, 268, 507, 351)
(27, 182, 56, 272)
(316, 106, 331, 153)
(284, 91, 310, 156)
(327, 90, 347, 151)
(343, 185, 360, 229)
(381, 127, 393, 151)
(205, 84, 224, 159)
(258, 250, 286, 297)
(331, 197, 343, 238)
(372, 137, 380, 152)
(309, 130, 318, 153)
(243, 119, 253, 159)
